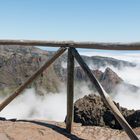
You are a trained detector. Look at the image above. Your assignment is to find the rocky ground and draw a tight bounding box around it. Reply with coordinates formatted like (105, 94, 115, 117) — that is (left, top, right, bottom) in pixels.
(0, 120, 140, 140)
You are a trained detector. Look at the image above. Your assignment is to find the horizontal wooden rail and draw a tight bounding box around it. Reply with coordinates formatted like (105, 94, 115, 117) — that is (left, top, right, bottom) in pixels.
(0, 47, 66, 111)
(71, 48, 139, 140)
(0, 39, 140, 50)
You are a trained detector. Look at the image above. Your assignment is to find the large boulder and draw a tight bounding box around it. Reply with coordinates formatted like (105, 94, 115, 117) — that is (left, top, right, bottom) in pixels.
(74, 94, 140, 130)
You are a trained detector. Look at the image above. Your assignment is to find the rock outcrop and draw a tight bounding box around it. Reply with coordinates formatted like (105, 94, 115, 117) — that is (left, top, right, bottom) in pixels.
(74, 94, 140, 129)
(73, 67, 139, 93)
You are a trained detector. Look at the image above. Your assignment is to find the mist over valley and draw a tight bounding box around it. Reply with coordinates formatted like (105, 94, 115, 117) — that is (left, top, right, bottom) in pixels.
(0, 45, 140, 124)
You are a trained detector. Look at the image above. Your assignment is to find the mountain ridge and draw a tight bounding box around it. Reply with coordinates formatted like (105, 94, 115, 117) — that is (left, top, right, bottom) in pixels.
(0, 45, 138, 96)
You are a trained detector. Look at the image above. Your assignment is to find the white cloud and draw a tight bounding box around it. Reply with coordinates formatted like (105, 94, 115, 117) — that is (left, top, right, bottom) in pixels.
(0, 83, 91, 121)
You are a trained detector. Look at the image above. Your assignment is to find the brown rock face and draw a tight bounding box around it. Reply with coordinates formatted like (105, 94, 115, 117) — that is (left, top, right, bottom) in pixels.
(0, 45, 61, 95)
(100, 67, 123, 93)
(73, 67, 139, 93)
(74, 94, 140, 129)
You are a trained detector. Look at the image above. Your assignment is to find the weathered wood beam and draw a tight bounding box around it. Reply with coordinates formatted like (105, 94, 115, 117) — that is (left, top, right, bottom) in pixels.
(0, 39, 140, 50)
(71, 48, 139, 140)
(0, 47, 67, 111)
(66, 48, 74, 133)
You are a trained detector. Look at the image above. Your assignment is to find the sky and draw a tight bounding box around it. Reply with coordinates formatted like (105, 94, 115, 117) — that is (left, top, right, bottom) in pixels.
(0, 0, 140, 43)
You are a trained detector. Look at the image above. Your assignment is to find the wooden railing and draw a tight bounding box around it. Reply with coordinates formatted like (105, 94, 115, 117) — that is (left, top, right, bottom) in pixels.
(0, 40, 140, 140)
(0, 39, 140, 50)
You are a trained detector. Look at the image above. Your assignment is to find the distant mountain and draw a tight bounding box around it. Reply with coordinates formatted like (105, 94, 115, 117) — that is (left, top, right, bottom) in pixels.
(81, 55, 136, 69)
(53, 52, 137, 85)
(52, 52, 136, 71)
(0, 45, 138, 96)
(56, 66, 139, 94)
(0, 45, 61, 96)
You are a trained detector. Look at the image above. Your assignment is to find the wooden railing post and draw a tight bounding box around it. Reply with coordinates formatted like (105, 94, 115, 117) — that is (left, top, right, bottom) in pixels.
(0, 47, 66, 111)
(66, 48, 74, 133)
(71, 48, 139, 140)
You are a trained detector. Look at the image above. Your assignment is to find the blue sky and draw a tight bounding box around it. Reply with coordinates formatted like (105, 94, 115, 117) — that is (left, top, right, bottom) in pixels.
(0, 0, 140, 43)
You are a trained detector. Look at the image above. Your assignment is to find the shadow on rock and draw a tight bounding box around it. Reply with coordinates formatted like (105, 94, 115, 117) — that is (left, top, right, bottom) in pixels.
(18, 120, 85, 140)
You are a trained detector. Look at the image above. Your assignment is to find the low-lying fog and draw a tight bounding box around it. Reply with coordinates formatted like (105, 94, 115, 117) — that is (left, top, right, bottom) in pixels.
(0, 50, 140, 121)
(0, 83, 91, 121)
